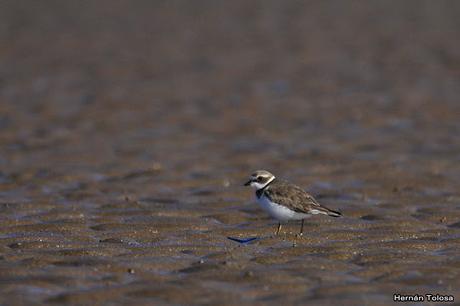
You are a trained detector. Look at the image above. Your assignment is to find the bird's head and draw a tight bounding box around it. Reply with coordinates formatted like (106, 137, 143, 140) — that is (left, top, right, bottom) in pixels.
(244, 170, 275, 190)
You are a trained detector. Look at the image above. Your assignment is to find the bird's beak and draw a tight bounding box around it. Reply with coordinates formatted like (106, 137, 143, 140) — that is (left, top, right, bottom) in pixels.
(244, 179, 252, 186)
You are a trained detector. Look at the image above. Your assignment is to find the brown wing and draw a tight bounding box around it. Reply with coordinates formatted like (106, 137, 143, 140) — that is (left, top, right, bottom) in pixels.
(264, 180, 341, 217)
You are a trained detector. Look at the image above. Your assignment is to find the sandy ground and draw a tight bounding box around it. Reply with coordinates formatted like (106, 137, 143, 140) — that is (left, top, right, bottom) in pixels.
(1, 1, 460, 305)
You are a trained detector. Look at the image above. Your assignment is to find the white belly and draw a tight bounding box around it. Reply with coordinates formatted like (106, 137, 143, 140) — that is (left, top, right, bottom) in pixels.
(256, 195, 310, 221)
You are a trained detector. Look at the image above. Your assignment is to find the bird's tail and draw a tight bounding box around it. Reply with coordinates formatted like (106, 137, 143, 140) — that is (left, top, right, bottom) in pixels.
(314, 206, 342, 217)
(326, 208, 342, 217)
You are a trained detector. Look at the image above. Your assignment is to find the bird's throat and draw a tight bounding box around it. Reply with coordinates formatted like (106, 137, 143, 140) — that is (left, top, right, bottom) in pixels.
(255, 177, 275, 198)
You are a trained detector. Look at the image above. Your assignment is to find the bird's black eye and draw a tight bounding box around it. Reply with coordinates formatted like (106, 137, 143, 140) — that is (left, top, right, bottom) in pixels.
(257, 176, 264, 182)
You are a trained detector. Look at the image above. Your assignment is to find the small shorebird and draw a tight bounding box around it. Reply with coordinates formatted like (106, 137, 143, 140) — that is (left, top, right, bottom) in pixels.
(244, 170, 341, 235)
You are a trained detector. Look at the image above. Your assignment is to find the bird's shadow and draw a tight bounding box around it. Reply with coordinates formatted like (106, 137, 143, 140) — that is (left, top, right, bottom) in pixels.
(226, 236, 259, 244)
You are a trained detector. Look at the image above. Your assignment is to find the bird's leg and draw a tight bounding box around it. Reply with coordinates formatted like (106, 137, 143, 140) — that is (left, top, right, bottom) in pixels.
(275, 222, 282, 235)
(293, 220, 305, 246)
(299, 219, 304, 236)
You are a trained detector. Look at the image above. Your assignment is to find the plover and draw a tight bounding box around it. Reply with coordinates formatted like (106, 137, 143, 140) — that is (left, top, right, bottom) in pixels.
(244, 170, 341, 235)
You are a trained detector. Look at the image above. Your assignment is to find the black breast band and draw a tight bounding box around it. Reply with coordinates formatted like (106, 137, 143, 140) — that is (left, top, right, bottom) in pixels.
(256, 178, 275, 198)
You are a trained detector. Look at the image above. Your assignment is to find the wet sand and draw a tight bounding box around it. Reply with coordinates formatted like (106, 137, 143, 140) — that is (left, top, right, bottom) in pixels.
(1, 1, 460, 305)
